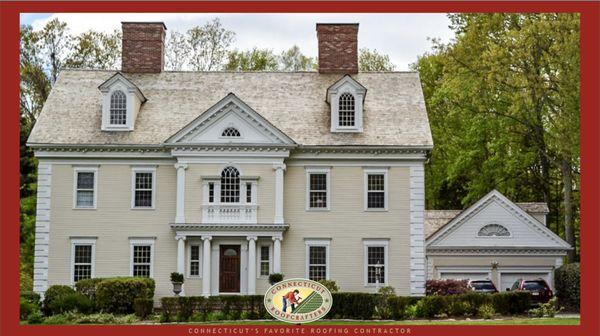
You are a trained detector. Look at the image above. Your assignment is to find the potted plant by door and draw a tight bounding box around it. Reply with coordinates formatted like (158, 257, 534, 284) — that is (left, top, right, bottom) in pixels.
(269, 273, 284, 285)
(171, 272, 184, 296)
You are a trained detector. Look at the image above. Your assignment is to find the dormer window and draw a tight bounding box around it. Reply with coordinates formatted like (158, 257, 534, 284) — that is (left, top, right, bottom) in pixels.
(222, 127, 241, 137)
(98, 73, 146, 131)
(326, 75, 366, 133)
(109, 90, 127, 125)
(338, 93, 356, 127)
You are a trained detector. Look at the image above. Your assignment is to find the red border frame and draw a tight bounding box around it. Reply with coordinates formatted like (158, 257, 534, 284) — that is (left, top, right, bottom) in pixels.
(1, 2, 598, 336)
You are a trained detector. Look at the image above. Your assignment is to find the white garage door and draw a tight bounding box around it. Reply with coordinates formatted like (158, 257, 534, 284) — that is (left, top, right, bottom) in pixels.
(500, 272, 552, 292)
(440, 272, 489, 281)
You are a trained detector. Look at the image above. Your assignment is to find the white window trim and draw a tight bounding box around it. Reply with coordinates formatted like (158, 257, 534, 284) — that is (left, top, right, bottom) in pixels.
(328, 77, 366, 133)
(305, 239, 331, 280)
(187, 242, 202, 279)
(305, 167, 331, 211)
(101, 82, 134, 132)
(476, 223, 512, 238)
(363, 239, 389, 287)
(256, 242, 273, 279)
(70, 237, 97, 286)
(129, 238, 155, 278)
(131, 166, 157, 210)
(363, 168, 389, 211)
(72, 166, 98, 209)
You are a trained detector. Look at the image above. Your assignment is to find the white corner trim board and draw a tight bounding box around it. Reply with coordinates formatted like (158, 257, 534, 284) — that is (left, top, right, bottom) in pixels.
(33, 163, 52, 298)
(409, 164, 426, 296)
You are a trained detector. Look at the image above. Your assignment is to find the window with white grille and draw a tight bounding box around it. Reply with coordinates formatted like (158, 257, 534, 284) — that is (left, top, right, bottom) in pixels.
(132, 245, 152, 277)
(109, 90, 127, 125)
(72, 244, 93, 283)
(220, 166, 240, 203)
(222, 127, 241, 137)
(367, 246, 385, 284)
(75, 171, 96, 208)
(308, 172, 328, 209)
(189, 244, 201, 277)
(366, 173, 386, 209)
(133, 171, 154, 208)
(260, 245, 270, 276)
(208, 182, 215, 203)
(308, 245, 328, 281)
(338, 93, 356, 127)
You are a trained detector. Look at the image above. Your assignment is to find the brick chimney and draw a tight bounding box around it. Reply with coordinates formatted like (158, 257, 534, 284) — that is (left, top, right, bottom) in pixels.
(121, 22, 166, 73)
(316, 23, 359, 74)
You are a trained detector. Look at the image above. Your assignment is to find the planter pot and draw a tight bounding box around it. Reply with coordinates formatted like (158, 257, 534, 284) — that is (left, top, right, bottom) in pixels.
(172, 282, 183, 296)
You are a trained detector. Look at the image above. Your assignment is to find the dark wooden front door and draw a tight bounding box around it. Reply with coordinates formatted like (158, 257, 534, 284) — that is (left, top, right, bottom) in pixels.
(219, 245, 241, 293)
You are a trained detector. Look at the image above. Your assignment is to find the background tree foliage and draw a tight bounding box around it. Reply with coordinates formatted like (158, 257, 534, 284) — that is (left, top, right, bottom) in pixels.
(413, 13, 580, 261)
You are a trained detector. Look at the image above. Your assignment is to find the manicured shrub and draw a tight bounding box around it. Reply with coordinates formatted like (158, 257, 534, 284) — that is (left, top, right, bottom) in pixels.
(416, 295, 447, 318)
(317, 279, 340, 292)
(21, 291, 41, 306)
(134, 298, 154, 319)
(375, 286, 396, 319)
(528, 297, 562, 318)
(96, 277, 155, 314)
(328, 293, 378, 319)
(160, 297, 178, 322)
(454, 292, 492, 316)
(47, 292, 93, 315)
(43, 285, 76, 315)
(75, 278, 104, 303)
(491, 291, 531, 315)
(555, 263, 580, 312)
(269, 273, 284, 285)
(20, 291, 42, 320)
(426, 279, 470, 296)
(477, 304, 495, 319)
(446, 298, 471, 317)
(387, 296, 419, 320)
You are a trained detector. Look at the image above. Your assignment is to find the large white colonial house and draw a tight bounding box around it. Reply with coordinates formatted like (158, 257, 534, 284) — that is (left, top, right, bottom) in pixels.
(28, 22, 571, 300)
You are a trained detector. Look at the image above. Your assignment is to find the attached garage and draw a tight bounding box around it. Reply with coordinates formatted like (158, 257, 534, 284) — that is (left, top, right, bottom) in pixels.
(424, 190, 571, 292)
(499, 270, 553, 292)
(439, 271, 490, 281)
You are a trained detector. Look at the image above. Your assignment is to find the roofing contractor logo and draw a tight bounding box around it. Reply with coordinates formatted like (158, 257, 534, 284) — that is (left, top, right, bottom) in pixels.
(264, 278, 333, 323)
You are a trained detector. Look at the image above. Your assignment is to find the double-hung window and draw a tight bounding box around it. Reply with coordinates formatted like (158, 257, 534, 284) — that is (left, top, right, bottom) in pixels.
(259, 245, 271, 277)
(306, 168, 330, 210)
(305, 239, 330, 281)
(73, 167, 97, 209)
(364, 169, 388, 210)
(130, 238, 154, 278)
(70, 238, 96, 284)
(189, 244, 201, 277)
(363, 239, 389, 286)
(132, 167, 156, 209)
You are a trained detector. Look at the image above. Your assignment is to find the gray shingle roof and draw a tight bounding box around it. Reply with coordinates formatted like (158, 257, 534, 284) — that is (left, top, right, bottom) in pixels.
(27, 70, 433, 147)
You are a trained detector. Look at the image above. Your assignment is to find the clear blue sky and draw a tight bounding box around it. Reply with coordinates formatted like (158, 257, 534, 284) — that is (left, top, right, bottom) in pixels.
(21, 13, 455, 70)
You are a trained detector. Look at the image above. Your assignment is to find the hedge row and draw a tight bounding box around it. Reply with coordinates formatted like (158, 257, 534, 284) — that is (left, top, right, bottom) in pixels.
(39, 277, 156, 317)
(160, 291, 532, 321)
(161, 295, 268, 322)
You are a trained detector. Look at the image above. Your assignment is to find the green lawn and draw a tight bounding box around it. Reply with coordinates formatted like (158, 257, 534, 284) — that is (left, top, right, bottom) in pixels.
(185, 317, 579, 326)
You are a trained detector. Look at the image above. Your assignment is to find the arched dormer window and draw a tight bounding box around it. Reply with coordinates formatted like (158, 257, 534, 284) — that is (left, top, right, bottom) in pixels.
(109, 90, 127, 125)
(222, 127, 241, 137)
(478, 224, 511, 237)
(220, 166, 240, 203)
(338, 93, 356, 127)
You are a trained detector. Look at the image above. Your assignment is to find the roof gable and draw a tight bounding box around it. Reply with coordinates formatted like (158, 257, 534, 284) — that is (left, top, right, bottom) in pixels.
(426, 190, 570, 250)
(165, 93, 296, 146)
(326, 74, 367, 103)
(98, 72, 146, 102)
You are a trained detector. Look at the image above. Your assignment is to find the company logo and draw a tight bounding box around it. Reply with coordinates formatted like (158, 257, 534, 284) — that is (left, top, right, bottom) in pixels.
(264, 278, 333, 323)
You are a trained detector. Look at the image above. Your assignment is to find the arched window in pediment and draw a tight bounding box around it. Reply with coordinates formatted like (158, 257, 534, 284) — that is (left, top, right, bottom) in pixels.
(478, 224, 511, 237)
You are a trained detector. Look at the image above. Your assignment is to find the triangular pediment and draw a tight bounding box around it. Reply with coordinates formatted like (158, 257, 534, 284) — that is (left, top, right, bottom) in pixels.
(165, 93, 296, 145)
(326, 74, 367, 103)
(426, 190, 571, 250)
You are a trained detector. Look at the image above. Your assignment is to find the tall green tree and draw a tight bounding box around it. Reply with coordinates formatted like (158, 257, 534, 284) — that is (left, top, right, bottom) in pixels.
(414, 13, 580, 261)
(225, 48, 279, 71)
(280, 45, 316, 71)
(359, 48, 396, 71)
(187, 18, 235, 71)
(64, 30, 121, 69)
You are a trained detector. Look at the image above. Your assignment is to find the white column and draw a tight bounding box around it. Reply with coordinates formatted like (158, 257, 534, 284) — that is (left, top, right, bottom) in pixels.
(273, 163, 286, 224)
(175, 163, 188, 224)
(247, 236, 257, 295)
(201, 236, 212, 297)
(175, 235, 186, 296)
(273, 236, 282, 274)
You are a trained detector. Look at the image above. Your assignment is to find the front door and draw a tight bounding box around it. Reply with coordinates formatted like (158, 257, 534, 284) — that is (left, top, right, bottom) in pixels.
(219, 245, 241, 293)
